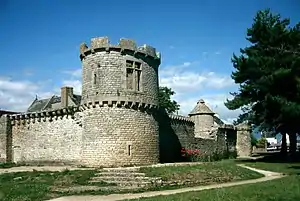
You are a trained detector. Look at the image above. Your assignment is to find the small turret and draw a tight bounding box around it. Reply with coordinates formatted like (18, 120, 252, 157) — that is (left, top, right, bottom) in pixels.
(189, 99, 215, 139)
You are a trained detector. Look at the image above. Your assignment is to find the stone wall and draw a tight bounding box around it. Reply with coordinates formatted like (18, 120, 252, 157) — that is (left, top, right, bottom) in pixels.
(192, 127, 231, 156)
(9, 109, 83, 165)
(169, 115, 195, 149)
(158, 112, 194, 163)
(157, 110, 237, 162)
(0, 115, 11, 162)
(80, 106, 159, 167)
(193, 138, 216, 155)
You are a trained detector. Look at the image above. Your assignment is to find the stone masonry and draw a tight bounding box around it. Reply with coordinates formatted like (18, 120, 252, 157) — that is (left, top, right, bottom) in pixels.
(0, 36, 252, 167)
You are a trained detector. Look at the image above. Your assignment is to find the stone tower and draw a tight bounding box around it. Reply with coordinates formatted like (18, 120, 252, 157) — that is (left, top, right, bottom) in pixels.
(189, 99, 215, 139)
(79, 36, 161, 167)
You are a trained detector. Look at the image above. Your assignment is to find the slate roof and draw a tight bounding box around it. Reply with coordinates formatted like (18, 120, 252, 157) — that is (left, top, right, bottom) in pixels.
(189, 99, 215, 115)
(0, 109, 19, 116)
(27, 94, 82, 113)
(27, 98, 51, 113)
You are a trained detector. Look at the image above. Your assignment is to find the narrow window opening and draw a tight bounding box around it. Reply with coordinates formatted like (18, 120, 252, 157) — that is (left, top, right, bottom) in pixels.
(128, 145, 131, 156)
(136, 70, 141, 91)
(93, 73, 97, 84)
(126, 68, 134, 90)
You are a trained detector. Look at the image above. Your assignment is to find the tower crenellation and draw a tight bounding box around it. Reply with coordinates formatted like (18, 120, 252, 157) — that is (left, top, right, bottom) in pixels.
(79, 36, 161, 62)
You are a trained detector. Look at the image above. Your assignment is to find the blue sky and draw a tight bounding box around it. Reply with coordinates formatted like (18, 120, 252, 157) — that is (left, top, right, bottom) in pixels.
(0, 0, 299, 123)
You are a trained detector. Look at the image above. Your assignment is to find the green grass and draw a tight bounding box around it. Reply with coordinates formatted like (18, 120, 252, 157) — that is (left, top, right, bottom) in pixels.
(0, 169, 113, 201)
(131, 161, 300, 201)
(0, 160, 264, 201)
(0, 160, 274, 201)
(242, 162, 300, 175)
(140, 160, 263, 187)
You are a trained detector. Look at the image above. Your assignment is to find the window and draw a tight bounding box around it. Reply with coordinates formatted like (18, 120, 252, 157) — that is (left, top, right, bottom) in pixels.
(126, 60, 141, 91)
(128, 145, 131, 156)
(93, 73, 97, 84)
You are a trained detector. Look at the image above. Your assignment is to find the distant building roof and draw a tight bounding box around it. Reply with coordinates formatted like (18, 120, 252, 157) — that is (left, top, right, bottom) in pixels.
(0, 109, 19, 116)
(27, 94, 81, 113)
(189, 99, 215, 116)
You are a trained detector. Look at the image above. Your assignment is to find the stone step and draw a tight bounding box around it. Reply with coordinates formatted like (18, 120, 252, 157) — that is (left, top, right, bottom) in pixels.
(91, 180, 152, 187)
(52, 185, 142, 193)
(95, 172, 146, 177)
(101, 168, 140, 173)
(90, 176, 160, 182)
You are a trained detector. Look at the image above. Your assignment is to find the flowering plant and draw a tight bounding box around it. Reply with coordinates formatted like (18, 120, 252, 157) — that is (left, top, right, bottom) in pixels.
(181, 148, 200, 157)
(181, 147, 206, 162)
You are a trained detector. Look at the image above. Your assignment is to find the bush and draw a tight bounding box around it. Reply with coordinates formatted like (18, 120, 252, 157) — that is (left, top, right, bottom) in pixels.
(256, 138, 267, 148)
(0, 162, 17, 169)
(181, 148, 237, 162)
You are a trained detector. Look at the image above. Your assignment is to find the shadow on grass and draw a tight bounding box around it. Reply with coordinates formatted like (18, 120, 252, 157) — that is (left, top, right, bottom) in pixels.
(237, 152, 300, 164)
(288, 166, 300, 175)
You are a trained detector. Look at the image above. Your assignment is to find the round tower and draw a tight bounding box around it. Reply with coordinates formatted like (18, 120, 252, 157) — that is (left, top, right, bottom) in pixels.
(79, 36, 161, 167)
(189, 99, 215, 139)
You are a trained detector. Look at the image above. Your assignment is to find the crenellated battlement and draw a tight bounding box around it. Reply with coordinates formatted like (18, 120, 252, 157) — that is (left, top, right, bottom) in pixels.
(7, 106, 80, 126)
(168, 114, 194, 125)
(79, 100, 158, 113)
(79, 36, 161, 63)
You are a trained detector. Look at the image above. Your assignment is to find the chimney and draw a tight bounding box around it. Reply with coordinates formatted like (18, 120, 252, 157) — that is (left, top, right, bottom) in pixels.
(61, 86, 73, 108)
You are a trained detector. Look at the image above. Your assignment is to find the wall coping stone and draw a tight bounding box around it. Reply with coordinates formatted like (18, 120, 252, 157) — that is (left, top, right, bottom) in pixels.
(168, 114, 194, 124)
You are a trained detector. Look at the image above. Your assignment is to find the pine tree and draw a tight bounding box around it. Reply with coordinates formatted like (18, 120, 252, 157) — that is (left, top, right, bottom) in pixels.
(225, 9, 300, 155)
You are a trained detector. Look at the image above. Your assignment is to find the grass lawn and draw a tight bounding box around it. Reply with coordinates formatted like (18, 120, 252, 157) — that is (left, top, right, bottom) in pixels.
(0, 169, 113, 201)
(132, 161, 300, 201)
(140, 160, 263, 187)
(0, 160, 266, 201)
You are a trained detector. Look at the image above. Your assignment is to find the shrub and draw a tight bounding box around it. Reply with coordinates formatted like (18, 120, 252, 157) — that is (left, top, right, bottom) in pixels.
(256, 138, 267, 148)
(181, 148, 237, 162)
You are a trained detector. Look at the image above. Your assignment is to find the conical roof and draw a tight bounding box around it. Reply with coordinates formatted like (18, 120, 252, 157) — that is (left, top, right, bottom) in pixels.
(189, 99, 215, 116)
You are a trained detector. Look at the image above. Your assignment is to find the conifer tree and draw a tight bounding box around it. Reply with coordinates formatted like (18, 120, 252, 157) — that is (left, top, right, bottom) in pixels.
(225, 9, 300, 155)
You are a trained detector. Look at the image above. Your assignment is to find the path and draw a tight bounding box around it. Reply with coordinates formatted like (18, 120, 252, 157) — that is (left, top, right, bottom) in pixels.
(46, 164, 285, 201)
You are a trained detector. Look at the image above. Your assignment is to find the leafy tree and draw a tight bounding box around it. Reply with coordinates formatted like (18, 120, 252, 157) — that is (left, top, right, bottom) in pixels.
(256, 138, 267, 148)
(158, 86, 180, 114)
(250, 133, 258, 147)
(224, 9, 300, 155)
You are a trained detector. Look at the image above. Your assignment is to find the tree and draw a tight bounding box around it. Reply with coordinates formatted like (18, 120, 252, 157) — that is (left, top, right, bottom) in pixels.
(158, 86, 180, 114)
(224, 9, 300, 155)
(250, 133, 258, 147)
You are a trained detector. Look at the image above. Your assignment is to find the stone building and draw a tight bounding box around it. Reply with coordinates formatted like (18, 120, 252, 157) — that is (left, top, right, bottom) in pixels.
(0, 36, 252, 167)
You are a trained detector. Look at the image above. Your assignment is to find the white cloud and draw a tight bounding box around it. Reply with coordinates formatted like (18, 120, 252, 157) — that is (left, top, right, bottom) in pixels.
(159, 63, 234, 94)
(159, 62, 240, 123)
(62, 79, 81, 95)
(0, 77, 54, 112)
